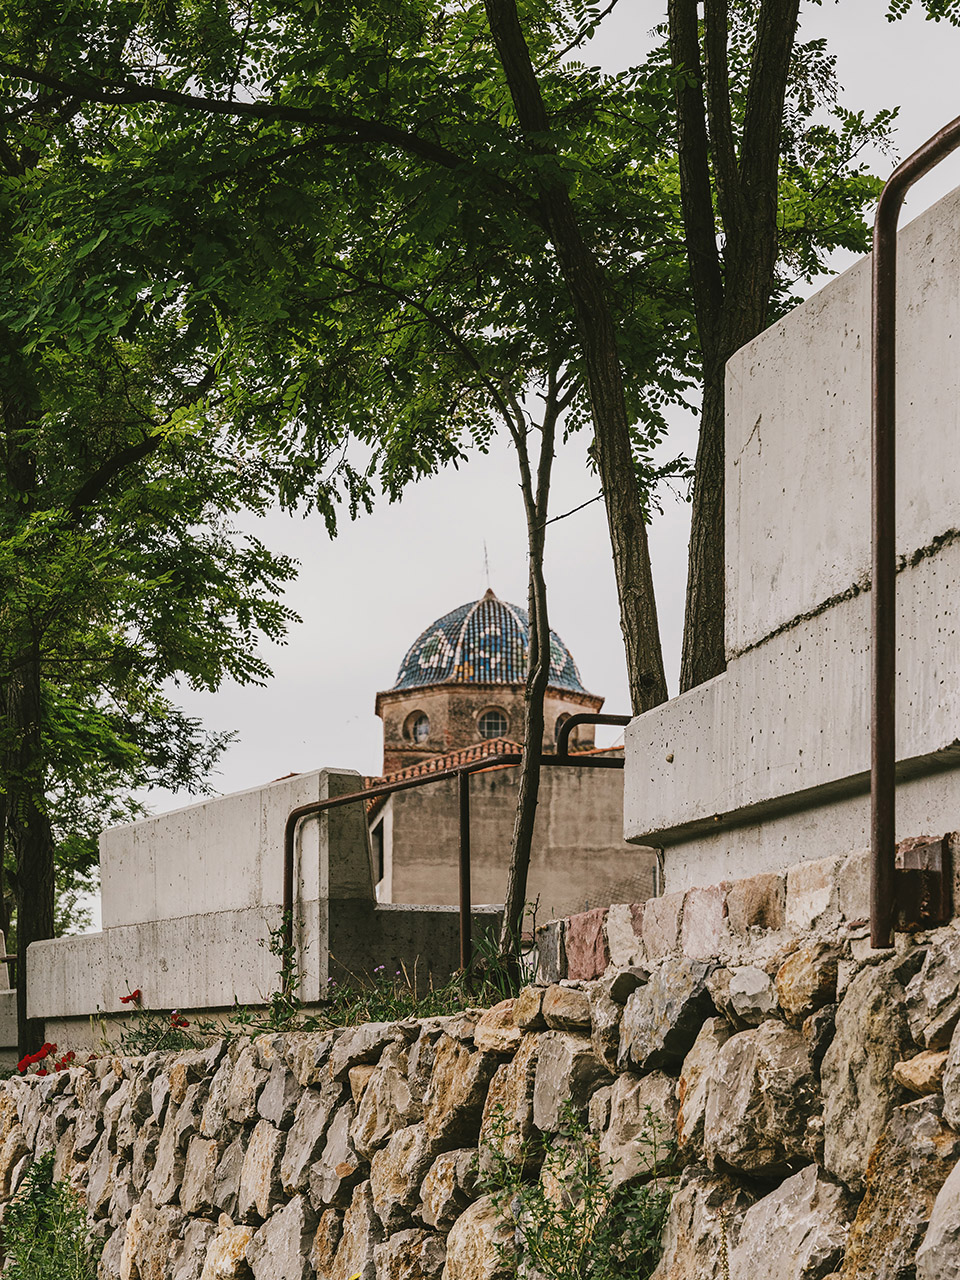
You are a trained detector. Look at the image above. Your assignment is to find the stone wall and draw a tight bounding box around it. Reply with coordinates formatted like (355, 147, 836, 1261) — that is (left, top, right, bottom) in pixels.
(2, 852, 960, 1278)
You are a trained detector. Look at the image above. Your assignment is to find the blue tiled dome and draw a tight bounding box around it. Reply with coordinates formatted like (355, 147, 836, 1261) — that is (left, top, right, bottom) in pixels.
(393, 590, 589, 693)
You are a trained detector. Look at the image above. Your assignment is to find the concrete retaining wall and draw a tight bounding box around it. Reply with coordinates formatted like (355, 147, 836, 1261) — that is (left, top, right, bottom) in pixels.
(626, 183, 960, 891)
(28, 770, 500, 1047)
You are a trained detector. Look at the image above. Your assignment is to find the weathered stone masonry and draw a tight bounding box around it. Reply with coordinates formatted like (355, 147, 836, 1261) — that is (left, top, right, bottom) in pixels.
(3, 847, 960, 1279)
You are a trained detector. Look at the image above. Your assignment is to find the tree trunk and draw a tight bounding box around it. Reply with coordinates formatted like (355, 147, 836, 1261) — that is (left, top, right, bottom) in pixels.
(679, 364, 726, 691)
(498, 395, 556, 959)
(672, 0, 802, 692)
(3, 660, 55, 1057)
(484, 0, 668, 715)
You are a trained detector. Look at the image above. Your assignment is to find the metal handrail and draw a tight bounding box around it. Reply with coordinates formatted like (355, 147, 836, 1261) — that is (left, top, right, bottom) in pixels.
(871, 113, 960, 947)
(555, 712, 631, 760)
(282, 713, 630, 980)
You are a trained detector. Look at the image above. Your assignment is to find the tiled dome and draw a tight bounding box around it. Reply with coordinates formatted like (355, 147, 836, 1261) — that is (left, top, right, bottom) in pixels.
(392, 589, 589, 693)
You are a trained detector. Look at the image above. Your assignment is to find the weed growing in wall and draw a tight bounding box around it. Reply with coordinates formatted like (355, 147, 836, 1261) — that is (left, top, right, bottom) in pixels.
(482, 1102, 674, 1279)
(0, 1153, 100, 1280)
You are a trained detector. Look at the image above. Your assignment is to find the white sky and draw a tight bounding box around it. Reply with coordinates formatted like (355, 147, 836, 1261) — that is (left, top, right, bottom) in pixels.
(143, 1, 960, 813)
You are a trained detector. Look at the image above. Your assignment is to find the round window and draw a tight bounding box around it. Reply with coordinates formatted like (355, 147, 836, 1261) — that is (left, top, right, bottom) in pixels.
(404, 712, 430, 743)
(478, 708, 508, 740)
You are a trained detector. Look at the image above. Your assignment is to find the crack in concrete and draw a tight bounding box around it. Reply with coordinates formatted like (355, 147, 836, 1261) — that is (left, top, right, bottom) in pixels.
(730, 527, 960, 659)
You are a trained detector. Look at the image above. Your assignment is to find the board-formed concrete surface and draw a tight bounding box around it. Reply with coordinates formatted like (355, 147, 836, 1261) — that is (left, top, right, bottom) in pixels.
(626, 183, 960, 891)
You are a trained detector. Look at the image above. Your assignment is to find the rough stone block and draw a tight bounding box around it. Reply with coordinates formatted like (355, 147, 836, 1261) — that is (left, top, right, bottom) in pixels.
(916, 1154, 960, 1279)
(906, 931, 960, 1049)
(478, 1033, 543, 1171)
(441, 1193, 514, 1280)
(374, 1228, 447, 1280)
(199, 1222, 254, 1280)
(676, 1017, 732, 1159)
(564, 907, 609, 980)
(541, 984, 591, 1032)
(247, 1194, 316, 1280)
(839, 1096, 960, 1280)
(776, 942, 840, 1025)
(837, 849, 870, 923)
(351, 1041, 421, 1160)
(369, 1123, 440, 1234)
(619, 956, 715, 1072)
(422, 1036, 499, 1145)
(513, 986, 546, 1032)
(332, 1181, 383, 1280)
(599, 1071, 677, 1186)
(534, 919, 566, 984)
(681, 885, 725, 959)
(473, 1000, 521, 1055)
(893, 1049, 949, 1097)
(238, 1120, 285, 1222)
(308, 1101, 363, 1209)
(419, 1149, 478, 1231)
(604, 903, 644, 969)
(820, 950, 923, 1194)
(726, 966, 778, 1026)
(281, 1078, 342, 1194)
(180, 1136, 219, 1216)
(704, 1021, 821, 1179)
(532, 1032, 609, 1132)
(329, 1023, 401, 1081)
(642, 891, 685, 959)
(785, 856, 842, 932)
(650, 1165, 756, 1280)
(729, 1164, 853, 1280)
(724, 872, 786, 935)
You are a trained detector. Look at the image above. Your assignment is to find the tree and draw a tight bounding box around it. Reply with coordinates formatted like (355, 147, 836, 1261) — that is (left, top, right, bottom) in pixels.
(0, 0, 927, 980)
(666, 0, 957, 692)
(0, 55, 318, 1050)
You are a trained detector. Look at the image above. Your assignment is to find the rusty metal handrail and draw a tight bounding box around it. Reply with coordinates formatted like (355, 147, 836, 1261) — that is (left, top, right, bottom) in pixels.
(555, 712, 631, 760)
(872, 113, 960, 947)
(282, 713, 630, 979)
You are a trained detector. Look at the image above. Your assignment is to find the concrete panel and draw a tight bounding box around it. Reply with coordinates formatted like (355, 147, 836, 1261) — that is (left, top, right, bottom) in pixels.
(626, 540, 960, 854)
(726, 182, 960, 656)
(100, 770, 368, 929)
(28, 899, 501, 1022)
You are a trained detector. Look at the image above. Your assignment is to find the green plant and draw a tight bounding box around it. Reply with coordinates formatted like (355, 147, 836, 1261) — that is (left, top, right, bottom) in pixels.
(481, 1102, 674, 1279)
(1, 1152, 101, 1280)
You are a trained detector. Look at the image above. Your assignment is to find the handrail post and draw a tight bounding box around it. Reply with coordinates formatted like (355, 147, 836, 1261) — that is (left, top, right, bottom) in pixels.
(458, 770, 472, 972)
(871, 113, 960, 948)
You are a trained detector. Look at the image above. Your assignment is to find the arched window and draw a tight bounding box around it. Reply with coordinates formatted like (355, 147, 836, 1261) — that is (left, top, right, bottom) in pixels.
(478, 708, 509, 740)
(404, 711, 430, 743)
(555, 713, 572, 744)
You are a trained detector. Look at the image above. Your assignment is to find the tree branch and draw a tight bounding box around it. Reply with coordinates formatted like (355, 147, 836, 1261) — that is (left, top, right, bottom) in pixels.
(0, 60, 470, 172)
(702, 0, 742, 233)
(667, 0, 724, 349)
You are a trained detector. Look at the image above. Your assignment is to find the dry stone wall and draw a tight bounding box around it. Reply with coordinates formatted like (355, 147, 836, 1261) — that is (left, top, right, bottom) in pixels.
(2, 850, 960, 1278)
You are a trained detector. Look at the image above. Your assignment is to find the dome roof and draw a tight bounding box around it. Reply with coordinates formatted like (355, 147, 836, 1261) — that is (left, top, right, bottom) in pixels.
(392, 589, 589, 694)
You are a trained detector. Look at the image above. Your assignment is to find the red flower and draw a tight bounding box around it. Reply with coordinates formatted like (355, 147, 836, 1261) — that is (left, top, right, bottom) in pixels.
(170, 1011, 190, 1029)
(34, 1069, 47, 1076)
(19, 1042, 57, 1072)
(119, 989, 142, 1005)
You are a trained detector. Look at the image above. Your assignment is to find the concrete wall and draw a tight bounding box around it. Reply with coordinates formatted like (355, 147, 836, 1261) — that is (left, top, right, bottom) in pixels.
(626, 183, 960, 892)
(379, 762, 657, 922)
(28, 769, 500, 1038)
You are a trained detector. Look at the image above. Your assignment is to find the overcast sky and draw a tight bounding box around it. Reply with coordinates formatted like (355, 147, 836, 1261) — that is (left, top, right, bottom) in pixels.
(142, 2, 960, 815)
